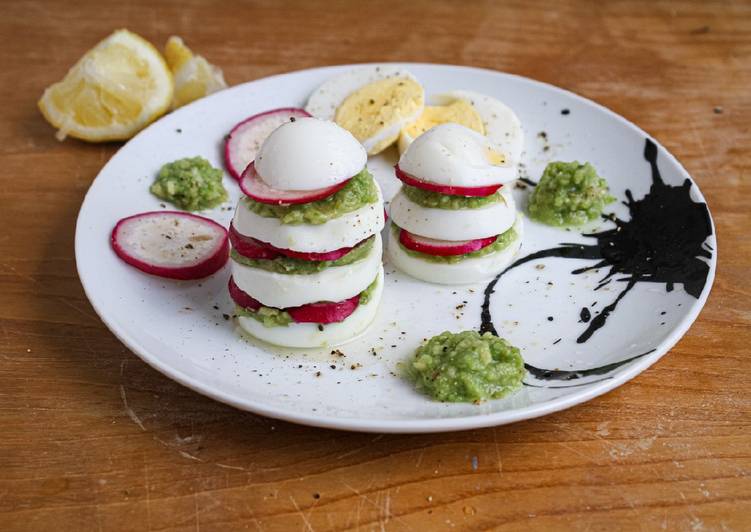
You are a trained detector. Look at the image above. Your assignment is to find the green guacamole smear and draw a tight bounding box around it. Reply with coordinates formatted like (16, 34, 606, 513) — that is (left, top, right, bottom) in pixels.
(231, 236, 374, 275)
(235, 274, 379, 328)
(402, 184, 504, 210)
(150, 156, 228, 211)
(243, 168, 378, 225)
(405, 331, 525, 403)
(527, 161, 615, 226)
(393, 223, 517, 264)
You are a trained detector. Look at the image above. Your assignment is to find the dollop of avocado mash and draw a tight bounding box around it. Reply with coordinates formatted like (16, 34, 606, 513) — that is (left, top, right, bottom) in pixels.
(150, 156, 228, 211)
(393, 223, 517, 264)
(231, 236, 374, 274)
(243, 169, 378, 225)
(528, 161, 614, 226)
(406, 331, 525, 402)
(236, 274, 379, 328)
(402, 185, 505, 210)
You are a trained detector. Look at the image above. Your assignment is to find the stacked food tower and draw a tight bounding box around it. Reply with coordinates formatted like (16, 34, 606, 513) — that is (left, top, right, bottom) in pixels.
(387, 123, 522, 284)
(228, 117, 385, 347)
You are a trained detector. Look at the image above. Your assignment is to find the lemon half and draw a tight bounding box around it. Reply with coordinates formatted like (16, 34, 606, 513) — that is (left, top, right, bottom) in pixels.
(38, 29, 173, 142)
(164, 36, 226, 110)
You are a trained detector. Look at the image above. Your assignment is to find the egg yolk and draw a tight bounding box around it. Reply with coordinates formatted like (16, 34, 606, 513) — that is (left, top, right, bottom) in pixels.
(403, 99, 484, 140)
(335, 77, 424, 155)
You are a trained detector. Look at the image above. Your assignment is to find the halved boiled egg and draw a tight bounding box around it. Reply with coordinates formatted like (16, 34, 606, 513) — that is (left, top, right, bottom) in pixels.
(305, 65, 424, 155)
(398, 90, 524, 166)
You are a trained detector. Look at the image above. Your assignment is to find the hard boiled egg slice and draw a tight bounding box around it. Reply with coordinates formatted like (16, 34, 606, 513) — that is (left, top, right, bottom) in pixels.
(237, 266, 383, 348)
(431, 90, 524, 165)
(255, 117, 366, 190)
(397, 99, 484, 155)
(387, 218, 523, 285)
(305, 65, 424, 155)
(398, 123, 516, 187)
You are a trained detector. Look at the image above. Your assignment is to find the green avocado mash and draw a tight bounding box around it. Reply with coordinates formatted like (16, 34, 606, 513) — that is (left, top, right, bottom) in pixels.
(405, 331, 525, 402)
(243, 169, 378, 225)
(528, 161, 614, 226)
(393, 224, 517, 264)
(231, 236, 374, 275)
(150, 156, 228, 211)
(402, 185, 504, 210)
(236, 274, 379, 328)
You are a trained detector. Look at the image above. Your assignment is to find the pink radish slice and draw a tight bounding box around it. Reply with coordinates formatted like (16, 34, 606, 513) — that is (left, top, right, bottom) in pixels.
(224, 107, 311, 181)
(229, 223, 356, 261)
(228, 276, 262, 311)
(395, 166, 502, 197)
(286, 295, 360, 324)
(399, 227, 497, 256)
(228, 223, 280, 260)
(239, 161, 350, 205)
(111, 211, 229, 280)
(228, 276, 360, 324)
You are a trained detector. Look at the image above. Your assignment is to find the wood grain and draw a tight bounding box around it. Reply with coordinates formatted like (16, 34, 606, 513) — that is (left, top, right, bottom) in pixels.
(1, 0, 750, 530)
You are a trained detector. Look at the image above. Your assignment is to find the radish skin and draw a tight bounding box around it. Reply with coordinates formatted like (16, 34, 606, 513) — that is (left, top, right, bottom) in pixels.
(395, 165, 502, 197)
(224, 107, 311, 181)
(228, 275, 361, 324)
(240, 161, 349, 205)
(399, 228, 497, 256)
(111, 211, 229, 280)
(229, 223, 357, 261)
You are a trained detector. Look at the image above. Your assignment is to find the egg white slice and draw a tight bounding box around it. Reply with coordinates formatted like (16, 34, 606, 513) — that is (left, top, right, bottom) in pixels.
(431, 90, 524, 166)
(233, 183, 384, 253)
(237, 266, 384, 348)
(389, 187, 516, 241)
(305, 65, 424, 154)
(231, 233, 382, 308)
(387, 218, 523, 285)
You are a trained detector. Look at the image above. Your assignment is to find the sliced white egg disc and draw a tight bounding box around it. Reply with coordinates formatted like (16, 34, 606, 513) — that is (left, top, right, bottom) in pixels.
(255, 117, 366, 190)
(231, 233, 382, 308)
(389, 186, 516, 241)
(430, 90, 524, 166)
(233, 183, 384, 253)
(305, 65, 424, 155)
(237, 266, 383, 348)
(387, 218, 523, 285)
(398, 123, 517, 186)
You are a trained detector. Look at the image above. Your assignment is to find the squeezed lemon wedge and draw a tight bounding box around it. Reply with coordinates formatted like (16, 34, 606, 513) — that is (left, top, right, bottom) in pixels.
(38, 29, 174, 142)
(164, 36, 226, 110)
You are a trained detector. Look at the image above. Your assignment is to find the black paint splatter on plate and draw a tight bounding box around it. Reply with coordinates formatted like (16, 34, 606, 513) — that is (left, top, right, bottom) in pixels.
(481, 138, 713, 382)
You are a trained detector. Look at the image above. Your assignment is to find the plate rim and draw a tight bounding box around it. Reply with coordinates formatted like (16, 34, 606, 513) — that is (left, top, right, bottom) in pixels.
(75, 62, 717, 433)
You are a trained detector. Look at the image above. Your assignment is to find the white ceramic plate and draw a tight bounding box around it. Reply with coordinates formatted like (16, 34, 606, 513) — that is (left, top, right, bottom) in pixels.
(75, 64, 716, 433)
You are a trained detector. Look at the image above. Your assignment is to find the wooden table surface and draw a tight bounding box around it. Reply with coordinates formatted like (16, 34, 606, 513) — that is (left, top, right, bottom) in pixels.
(2, 0, 750, 530)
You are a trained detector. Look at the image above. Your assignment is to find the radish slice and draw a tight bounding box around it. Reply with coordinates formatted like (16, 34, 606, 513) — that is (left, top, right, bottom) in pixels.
(229, 223, 356, 261)
(112, 211, 229, 280)
(399, 227, 497, 256)
(228, 276, 262, 311)
(395, 166, 502, 197)
(239, 161, 350, 205)
(286, 296, 360, 324)
(224, 107, 311, 181)
(228, 276, 360, 324)
(228, 223, 280, 260)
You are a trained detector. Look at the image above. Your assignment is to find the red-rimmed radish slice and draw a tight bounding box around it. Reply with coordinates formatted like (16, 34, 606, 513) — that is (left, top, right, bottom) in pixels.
(228, 276, 262, 311)
(224, 107, 311, 181)
(395, 166, 502, 197)
(229, 223, 356, 261)
(286, 295, 360, 324)
(228, 277, 360, 324)
(239, 161, 350, 205)
(399, 227, 497, 256)
(228, 223, 280, 260)
(111, 211, 229, 280)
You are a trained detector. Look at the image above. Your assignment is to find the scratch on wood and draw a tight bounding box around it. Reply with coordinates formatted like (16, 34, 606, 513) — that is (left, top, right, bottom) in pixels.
(119, 385, 145, 431)
(289, 495, 314, 532)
